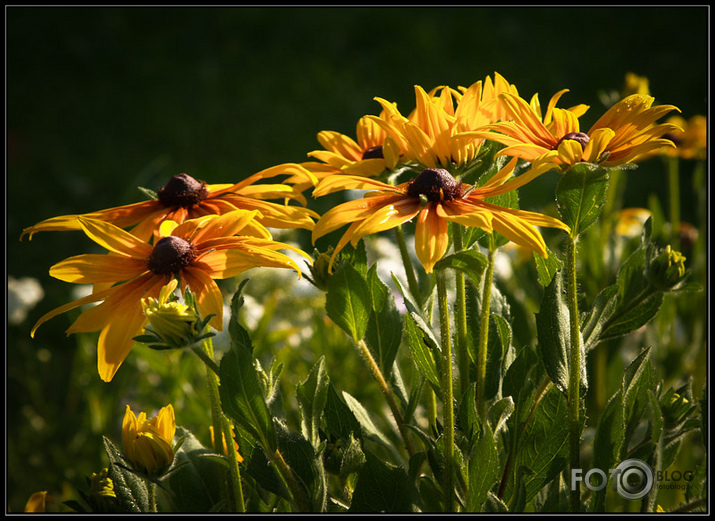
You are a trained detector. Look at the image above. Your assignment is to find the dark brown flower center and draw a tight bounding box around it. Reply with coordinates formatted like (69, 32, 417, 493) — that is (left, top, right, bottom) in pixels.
(157, 174, 209, 208)
(147, 236, 197, 275)
(406, 168, 464, 202)
(362, 145, 384, 160)
(555, 132, 591, 150)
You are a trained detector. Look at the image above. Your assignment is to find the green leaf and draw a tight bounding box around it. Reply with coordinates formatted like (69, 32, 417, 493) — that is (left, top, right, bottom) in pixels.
(486, 396, 515, 437)
(581, 285, 620, 350)
(466, 422, 501, 512)
(365, 265, 403, 378)
(274, 422, 326, 512)
(102, 436, 150, 513)
(502, 386, 570, 505)
(485, 314, 512, 400)
(325, 262, 371, 343)
(323, 384, 362, 444)
(219, 339, 277, 452)
(403, 313, 441, 392)
(533, 246, 563, 287)
(160, 427, 226, 512)
(342, 391, 393, 451)
(434, 249, 488, 285)
(536, 270, 586, 394)
(349, 450, 417, 513)
(555, 162, 609, 237)
(600, 292, 664, 342)
(296, 356, 330, 450)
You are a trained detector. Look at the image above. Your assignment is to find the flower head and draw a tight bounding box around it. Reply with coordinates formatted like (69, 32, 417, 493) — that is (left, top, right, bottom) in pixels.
(20, 164, 319, 243)
(31, 210, 307, 381)
(312, 157, 569, 273)
(122, 404, 176, 476)
(467, 91, 680, 167)
(658, 114, 707, 160)
(139, 279, 201, 348)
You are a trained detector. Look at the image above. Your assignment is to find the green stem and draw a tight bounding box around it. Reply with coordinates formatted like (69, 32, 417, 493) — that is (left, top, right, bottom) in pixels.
(200, 335, 245, 513)
(451, 225, 469, 399)
(148, 482, 157, 512)
(436, 270, 455, 512)
(356, 339, 416, 457)
(476, 237, 496, 418)
(566, 235, 582, 513)
(667, 155, 681, 250)
(395, 225, 422, 308)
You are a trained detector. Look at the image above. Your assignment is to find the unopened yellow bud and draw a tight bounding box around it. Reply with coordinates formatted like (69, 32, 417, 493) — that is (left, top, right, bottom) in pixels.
(649, 245, 687, 289)
(122, 404, 176, 476)
(141, 279, 198, 346)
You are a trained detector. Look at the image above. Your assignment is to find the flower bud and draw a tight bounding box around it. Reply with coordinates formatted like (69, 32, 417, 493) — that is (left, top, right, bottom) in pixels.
(88, 468, 117, 511)
(122, 404, 176, 476)
(309, 249, 334, 291)
(140, 279, 199, 347)
(649, 245, 687, 289)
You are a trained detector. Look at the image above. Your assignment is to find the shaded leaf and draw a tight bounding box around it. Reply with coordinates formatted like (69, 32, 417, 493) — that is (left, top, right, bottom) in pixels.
(349, 450, 416, 513)
(326, 262, 371, 343)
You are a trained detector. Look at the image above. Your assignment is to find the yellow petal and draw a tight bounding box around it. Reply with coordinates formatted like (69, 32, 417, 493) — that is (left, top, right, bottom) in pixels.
(313, 174, 396, 198)
(180, 266, 225, 331)
(49, 254, 148, 284)
(312, 194, 403, 242)
(414, 203, 450, 273)
(78, 217, 153, 258)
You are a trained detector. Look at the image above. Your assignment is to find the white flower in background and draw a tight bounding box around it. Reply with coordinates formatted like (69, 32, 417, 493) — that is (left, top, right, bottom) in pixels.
(8, 276, 44, 325)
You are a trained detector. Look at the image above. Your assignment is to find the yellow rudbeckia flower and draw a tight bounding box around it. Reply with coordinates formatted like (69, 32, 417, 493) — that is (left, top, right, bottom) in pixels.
(20, 164, 319, 243)
(312, 157, 569, 273)
(30, 210, 307, 381)
(122, 404, 176, 476)
(468, 91, 680, 167)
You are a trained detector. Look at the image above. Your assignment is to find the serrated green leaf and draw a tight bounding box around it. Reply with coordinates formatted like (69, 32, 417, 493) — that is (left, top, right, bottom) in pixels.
(533, 246, 564, 287)
(466, 422, 500, 512)
(349, 450, 416, 513)
(297, 357, 329, 451)
(219, 340, 277, 452)
(325, 262, 371, 343)
(536, 270, 586, 394)
(324, 384, 362, 443)
(581, 284, 620, 350)
(485, 314, 512, 400)
(503, 386, 570, 505)
(434, 249, 488, 285)
(159, 427, 226, 512)
(365, 265, 402, 378)
(403, 313, 441, 391)
(102, 436, 150, 513)
(555, 162, 609, 237)
(342, 391, 393, 451)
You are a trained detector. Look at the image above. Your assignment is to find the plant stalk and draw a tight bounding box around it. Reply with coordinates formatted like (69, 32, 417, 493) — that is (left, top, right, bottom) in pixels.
(566, 235, 582, 513)
(476, 237, 496, 418)
(395, 225, 422, 308)
(436, 270, 455, 512)
(356, 339, 416, 457)
(451, 225, 470, 399)
(200, 335, 245, 513)
(667, 155, 681, 250)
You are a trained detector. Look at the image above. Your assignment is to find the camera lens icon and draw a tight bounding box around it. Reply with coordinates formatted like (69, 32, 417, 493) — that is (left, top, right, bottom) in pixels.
(613, 459, 654, 500)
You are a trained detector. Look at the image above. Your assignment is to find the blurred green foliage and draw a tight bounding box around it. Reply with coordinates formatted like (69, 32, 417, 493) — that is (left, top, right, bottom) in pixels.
(7, 6, 707, 512)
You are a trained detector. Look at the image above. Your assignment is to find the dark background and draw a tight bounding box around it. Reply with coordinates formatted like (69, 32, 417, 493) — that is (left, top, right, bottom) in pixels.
(6, 6, 708, 511)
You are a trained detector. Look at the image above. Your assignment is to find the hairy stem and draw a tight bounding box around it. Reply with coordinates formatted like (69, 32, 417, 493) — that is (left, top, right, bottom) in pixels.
(566, 236, 582, 513)
(476, 238, 496, 418)
(436, 270, 455, 512)
(451, 225, 470, 399)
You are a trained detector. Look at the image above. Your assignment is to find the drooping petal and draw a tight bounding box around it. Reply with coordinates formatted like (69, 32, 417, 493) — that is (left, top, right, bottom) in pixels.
(96, 274, 168, 382)
(312, 194, 404, 242)
(414, 203, 450, 273)
(20, 201, 162, 241)
(313, 174, 397, 198)
(348, 197, 421, 246)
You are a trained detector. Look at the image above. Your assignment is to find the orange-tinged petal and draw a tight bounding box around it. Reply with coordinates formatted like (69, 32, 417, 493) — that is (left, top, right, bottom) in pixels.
(31, 283, 121, 338)
(348, 197, 421, 246)
(229, 163, 318, 192)
(20, 200, 162, 241)
(313, 174, 396, 197)
(78, 217, 153, 258)
(312, 194, 403, 242)
(556, 139, 584, 165)
(188, 210, 263, 244)
(490, 211, 548, 257)
(49, 254, 148, 284)
(96, 274, 167, 382)
(414, 203, 449, 273)
(478, 200, 570, 233)
(440, 200, 494, 231)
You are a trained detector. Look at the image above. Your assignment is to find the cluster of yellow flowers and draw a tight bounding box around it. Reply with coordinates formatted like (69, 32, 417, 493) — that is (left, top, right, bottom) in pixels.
(22, 71, 683, 384)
